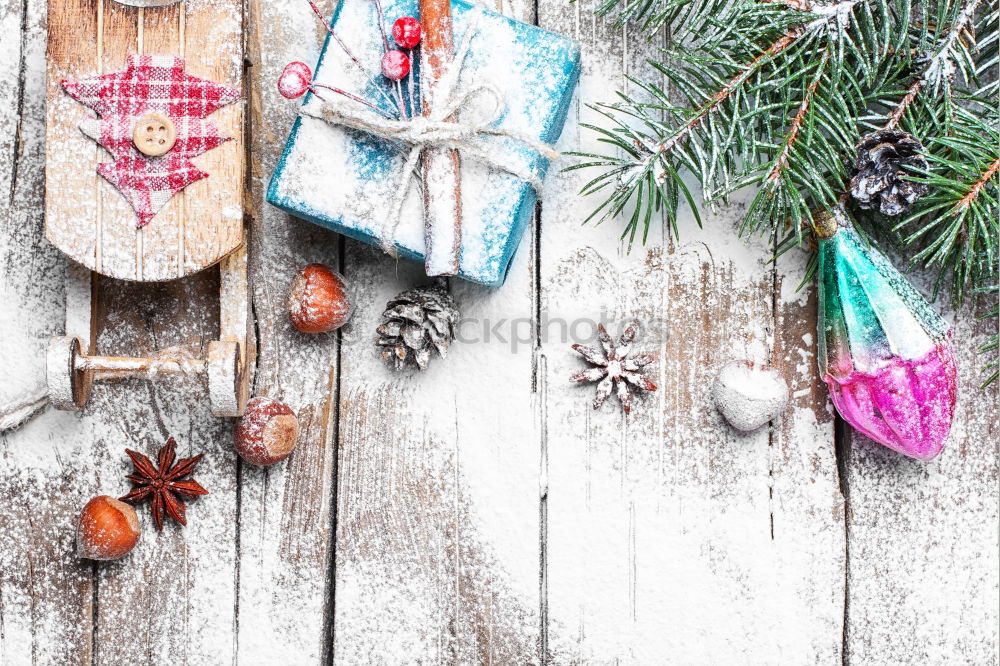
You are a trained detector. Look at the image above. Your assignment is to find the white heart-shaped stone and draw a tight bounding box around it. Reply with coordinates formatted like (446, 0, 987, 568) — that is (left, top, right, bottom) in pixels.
(712, 360, 789, 432)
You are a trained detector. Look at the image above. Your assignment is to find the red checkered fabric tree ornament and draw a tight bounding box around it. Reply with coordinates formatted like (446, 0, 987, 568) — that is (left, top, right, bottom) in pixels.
(62, 54, 241, 228)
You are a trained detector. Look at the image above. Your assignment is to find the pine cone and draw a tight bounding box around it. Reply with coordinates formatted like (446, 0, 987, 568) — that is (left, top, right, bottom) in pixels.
(848, 130, 929, 216)
(376, 285, 459, 370)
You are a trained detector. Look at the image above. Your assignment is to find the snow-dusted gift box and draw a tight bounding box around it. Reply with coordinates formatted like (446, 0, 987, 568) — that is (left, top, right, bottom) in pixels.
(267, 0, 580, 286)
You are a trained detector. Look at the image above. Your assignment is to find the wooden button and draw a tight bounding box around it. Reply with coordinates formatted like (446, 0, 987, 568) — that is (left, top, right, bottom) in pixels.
(132, 113, 176, 157)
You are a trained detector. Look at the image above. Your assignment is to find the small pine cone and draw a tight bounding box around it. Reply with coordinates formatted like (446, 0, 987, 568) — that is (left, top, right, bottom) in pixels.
(848, 130, 929, 216)
(375, 285, 459, 371)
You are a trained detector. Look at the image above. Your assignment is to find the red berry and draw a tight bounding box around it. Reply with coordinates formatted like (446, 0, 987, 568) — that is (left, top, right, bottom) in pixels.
(392, 16, 421, 49)
(278, 61, 312, 99)
(381, 50, 410, 81)
(288, 263, 353, 334)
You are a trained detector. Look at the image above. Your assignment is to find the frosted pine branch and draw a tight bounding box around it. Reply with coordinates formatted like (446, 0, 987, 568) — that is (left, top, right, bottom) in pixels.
(652, 27, 804, 158)
(885, 0, 985, 128)
(768, 50, 830, 183)
(955, 157, 1000, 212)
(573, 0, 997, 305)
(921, 0, 984, 92)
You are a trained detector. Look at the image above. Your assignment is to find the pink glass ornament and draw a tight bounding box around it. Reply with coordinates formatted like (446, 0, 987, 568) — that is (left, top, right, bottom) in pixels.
(816, 212, 958, 460)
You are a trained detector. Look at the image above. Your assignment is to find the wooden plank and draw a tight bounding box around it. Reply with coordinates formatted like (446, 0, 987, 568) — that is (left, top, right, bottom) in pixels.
(137, 2, 184, 280)
(89, 269, 240, 665)
(181, 0, 244, 277)
(44, 0, 244, 282)
(844, 293, 999, 664)
(771, 249, 847, 661)
(331, 0, 543, 659)
(43, 0, 100, 272)
(96, 1, 141, 279)
(1, 0, 95, 662)
(234, 0, 338, 660)
(537, 1, 845, 662)
(75, 9, 245, 658)
(7, 3, 242, 662)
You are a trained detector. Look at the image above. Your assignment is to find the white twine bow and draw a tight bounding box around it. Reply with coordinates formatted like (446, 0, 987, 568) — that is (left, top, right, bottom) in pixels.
(300, 10, 559, 256)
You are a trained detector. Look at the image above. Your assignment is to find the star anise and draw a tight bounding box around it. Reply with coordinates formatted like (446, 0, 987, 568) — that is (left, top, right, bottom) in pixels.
(120, 436, 208, 530)
(570, 321, 658, 414)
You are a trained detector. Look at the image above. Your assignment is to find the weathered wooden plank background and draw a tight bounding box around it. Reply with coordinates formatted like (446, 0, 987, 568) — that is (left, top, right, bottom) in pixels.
(0, 0, 996, 664)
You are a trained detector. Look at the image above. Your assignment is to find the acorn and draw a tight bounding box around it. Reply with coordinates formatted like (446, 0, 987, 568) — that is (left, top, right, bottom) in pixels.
(287, 263, 353, 334)
(234, 397, 300, 466)
(77, 495, 141, 561)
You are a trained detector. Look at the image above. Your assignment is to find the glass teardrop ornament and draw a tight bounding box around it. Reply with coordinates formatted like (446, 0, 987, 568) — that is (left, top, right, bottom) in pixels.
(816, 212, 958, 461)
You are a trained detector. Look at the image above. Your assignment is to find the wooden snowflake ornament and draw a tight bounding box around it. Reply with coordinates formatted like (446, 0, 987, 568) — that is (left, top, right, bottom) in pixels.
(570, 321, 657, 414)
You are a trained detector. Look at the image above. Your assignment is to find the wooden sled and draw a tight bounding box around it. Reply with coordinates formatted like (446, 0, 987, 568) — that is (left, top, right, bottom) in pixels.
(44, 0, 251, 417)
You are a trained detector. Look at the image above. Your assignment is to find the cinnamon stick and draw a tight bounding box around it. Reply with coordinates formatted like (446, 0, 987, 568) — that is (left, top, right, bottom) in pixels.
(419, 0, 462, 276)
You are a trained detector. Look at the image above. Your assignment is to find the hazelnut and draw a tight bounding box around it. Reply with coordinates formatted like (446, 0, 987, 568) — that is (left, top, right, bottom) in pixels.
(77, 495, 141, 561)
(288, 264, 353, 334)
(234, 397, 300, 466)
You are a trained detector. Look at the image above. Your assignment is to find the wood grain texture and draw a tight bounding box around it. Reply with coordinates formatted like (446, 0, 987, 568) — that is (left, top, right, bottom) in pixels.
(181, 0, 244, 277)
(0, 0, 997, 663)
(43, 0, 100, 275)
(537, 2, 845, 662)
(332, 0, 543, 658)
(85, 271, 238, 665)
(43, 0, 244, 282)
(97, 1, 142, 279)
(138, 2, 183, 280)
(6, 4, 240, 665)
(1, 1, 93, 660)
(236, 0, 338, 661)
(844, 294, 999, 665)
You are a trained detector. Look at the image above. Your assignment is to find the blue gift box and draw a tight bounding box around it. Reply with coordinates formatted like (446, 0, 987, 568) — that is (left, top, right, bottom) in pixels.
(267, 0, 580, 286)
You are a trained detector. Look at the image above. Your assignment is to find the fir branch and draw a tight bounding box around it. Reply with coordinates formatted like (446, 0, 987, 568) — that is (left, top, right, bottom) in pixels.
(895, 109, 999, 304)
(884, 77, 924, 128)
(955, 156, 1000, 211)
(767, 48, 831, 183)
(572, 0, 998, 306)
(883, 0, 985, 128)
(655, 27, 804, 157)
(979, 285, 999, 387)
(595, 0, 735, 34)
(919, 0, 984, 93)
(764, 0, 814, 11)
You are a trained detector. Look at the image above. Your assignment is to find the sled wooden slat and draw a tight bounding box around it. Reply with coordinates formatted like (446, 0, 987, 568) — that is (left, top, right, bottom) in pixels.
(44, 0, 244, 282)
(138, 2, 184, 279)
(181, 0, 245, 276)
(96, 1, 141, 279)
(44, 0, 100, 271)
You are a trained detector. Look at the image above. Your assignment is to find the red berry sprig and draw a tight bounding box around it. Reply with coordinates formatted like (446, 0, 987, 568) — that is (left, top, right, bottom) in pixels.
(276, 61, 388, 116)
(388, 16, 421, 116)
(392, 16, 421, 49)
(288, 2, 423, 119)
(278, 62, 312, 99)
(381, 50, 411, 81)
